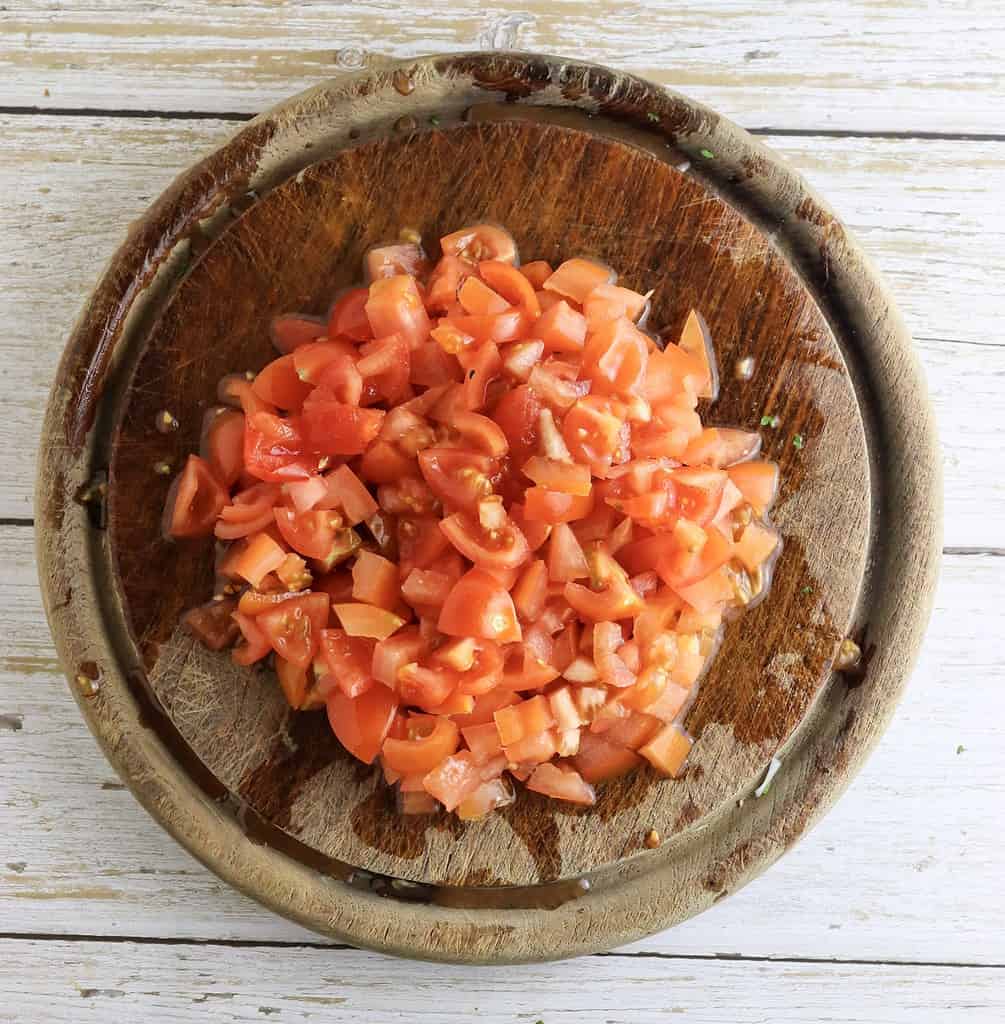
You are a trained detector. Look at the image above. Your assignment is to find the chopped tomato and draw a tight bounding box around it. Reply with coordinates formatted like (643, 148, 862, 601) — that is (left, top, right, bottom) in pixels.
(298, 399, 384, 456)
(727, 460, 779, 515)
(526, 763, 596, 805)
(170, 231, 783, 821)
(543, 258, 615, 304)
(535, 299, 587, 353)
(252, 354, 314, 411)
(440, 224, 517, 264)
(327, 684, 398, 764)
(439, 510, 530, 571)
(418, 448, 496, 513)
(166, 455, 229, 539)
(271, 314, 325, 353)
(523, 487, 594, 524)
(583, 283, 648, 328)
(327, 288, 373, 341)
(257, 592, 329, 669)
(677, 309, 718, 400)
(201, 409, 245, 489)
(438, 568, 522, 643)
(478, 260, 540, 317)
(332, 602, 406, 641)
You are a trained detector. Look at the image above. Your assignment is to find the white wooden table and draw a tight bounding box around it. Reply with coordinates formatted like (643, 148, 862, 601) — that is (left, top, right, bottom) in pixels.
(2, 3, 1003, 1020)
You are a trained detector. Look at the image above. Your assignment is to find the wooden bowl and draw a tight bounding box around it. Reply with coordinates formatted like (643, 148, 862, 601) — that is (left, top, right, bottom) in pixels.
(36, 52, 940, 962)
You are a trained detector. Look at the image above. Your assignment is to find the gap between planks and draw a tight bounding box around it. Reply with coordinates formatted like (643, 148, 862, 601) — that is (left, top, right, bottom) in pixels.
(4, 104, 1005, 144)
(0, 931, 1003, 972)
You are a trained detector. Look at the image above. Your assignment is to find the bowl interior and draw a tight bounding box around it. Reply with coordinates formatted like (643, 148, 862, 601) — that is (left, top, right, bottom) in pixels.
(103, 113, 870, 887)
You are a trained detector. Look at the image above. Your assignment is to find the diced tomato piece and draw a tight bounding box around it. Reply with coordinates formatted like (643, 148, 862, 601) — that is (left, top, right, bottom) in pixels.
(423, 751, 483, 811)
(257, 592, 329, 669)
(526, 763, 596, 805)
(581, 316, 649, 396)
(358, 440, 415, 485)
(520, 260, 553, 289)
(682, 427, 761, 469)
(327, 287, 373, 342)
(351, 550, 400, 610)
(319, 628, 376, 699)
(252, 354, 314, 411)
(271, 314, 325, 354)
(457, 340, 503, 410)
(639, 722, 694, 777)
(677, 309, 718, 399)
(166, 455, 229, 539)
(735, 521, 780, 572)
(365, 242, 427, 282)
(523, 456, 591, 496)
(183, 599, 240, 651)
(523, 487, 594, 524)
(673, 566, 735, 614)
(461, 721, 505, 764)
(438, 568, 522, 643)
(536, 299, 587, 353)
(562, 396, 627, 473)
(450, 311, 527, 348)
(458, 275, 510, 316)
(231, 530, 287, 587)
(298, 400, 384, 456)
(439, 510, 530, 571)
(327, 684, 398, 764)
(593, 621, 636, 688)
(546, 523, 590, 582)
(356, 333, 411, 404)
(231, 610, 272, 666)
(383, 715, 460, 775)
(491, 384, 541, 467)
(372, 625, 428, 687)
(512, 559, 548, 621)
(417, 447, 495, 513)
(411, 340, 462, 388)
(574, 731, 642, 783)
(365, 275, 430, 348)
(332, 602, 406, 641)
(504, 729, 559, 766)
(456, 777, 514, 820)
(543, 258, 614, 304)
(727, 460, 779, 515)
(440, 224, 517, 265)
(582, 283, 648, 328)
(494, 694, 555, 746)
(201, 409, 245, 489)
(478, 260, 540, 317)
(426, 255, 471, 311)
(669, 468, 728, 525)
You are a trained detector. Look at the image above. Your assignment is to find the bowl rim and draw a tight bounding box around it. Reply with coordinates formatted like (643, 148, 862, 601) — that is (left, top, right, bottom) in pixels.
(35, 50, 942, 963)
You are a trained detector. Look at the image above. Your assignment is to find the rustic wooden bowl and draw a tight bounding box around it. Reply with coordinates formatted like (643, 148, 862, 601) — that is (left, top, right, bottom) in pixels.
(36, 52, 940, 963)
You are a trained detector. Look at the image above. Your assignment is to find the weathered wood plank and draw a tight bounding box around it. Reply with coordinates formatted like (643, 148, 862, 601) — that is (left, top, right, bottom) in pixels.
(1, 939, 1003, 1023)
(1, 115, 1001, 541)
(2, 518, 1002, 963)
(2, 1, 1004, 133)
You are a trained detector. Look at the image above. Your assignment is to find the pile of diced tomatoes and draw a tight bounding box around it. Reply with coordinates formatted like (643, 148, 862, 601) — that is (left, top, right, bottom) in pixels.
(166, 223, 780, 819)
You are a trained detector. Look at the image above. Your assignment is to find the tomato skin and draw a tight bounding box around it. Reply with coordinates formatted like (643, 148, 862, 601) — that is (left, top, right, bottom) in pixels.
(166, 455, 229, 539)
(457, 340, 503, 410)
(523, 487, 595, 525)
(257, 592, 330, 669)
(383, 715, 460, 774)
(418, 447, 496, 513)
(438, 568, 522, 643)
(201, 408, 245, 489)
(327, 684, 399, 764)
(439, 512, 530, 571)
(351, 550, 400, 610)
(274, 508, 339, 560)
(252, 354, 314, 411)
(440, 224, 517, 265)
(478, 260, 540, 317)
(297, 400, 385, 456)
(327, 287, 373, 342)
(271, 314, 325, 354)
(543, 258, 615, 304)
(319, 628, 376, 699)
(365, 275, 430, 348)
(581, 316, 649, 396)
(491, 384, 541, 467)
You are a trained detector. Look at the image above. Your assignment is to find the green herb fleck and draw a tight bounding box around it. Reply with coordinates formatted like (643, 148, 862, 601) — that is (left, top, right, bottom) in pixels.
(792, 433, 805, 450)
(760, 414, 780, 428)
(700, 148, 715, 159)
(956, 744, 965, 755)
(429, 114, 441, 127)
(646, 111, 660, 123)
(801, 585, 813, 595)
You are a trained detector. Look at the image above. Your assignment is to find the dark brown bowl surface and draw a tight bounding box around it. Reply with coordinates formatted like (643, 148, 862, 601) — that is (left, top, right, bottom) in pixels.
(36, 52, 940, 962)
